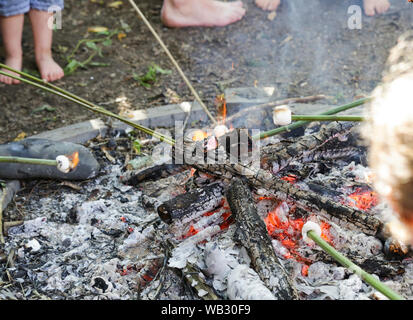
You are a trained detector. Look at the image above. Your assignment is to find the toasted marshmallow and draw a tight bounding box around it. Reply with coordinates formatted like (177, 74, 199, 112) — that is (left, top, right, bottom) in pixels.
(56, 155, 70, 173)
(302, 221, 322, 244)
(213, 124, 229, 138)
(273, 105, 292, 126)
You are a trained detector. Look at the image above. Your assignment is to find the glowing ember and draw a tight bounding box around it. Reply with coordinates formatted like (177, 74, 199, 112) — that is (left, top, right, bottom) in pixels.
(346, 188, 379, 210)
(192, 130, 209, 142)
(301, 264, 309, 277)
(262, 201, 334, 267)
(180, 200, 233, 240)
(281, 175, 298, 184)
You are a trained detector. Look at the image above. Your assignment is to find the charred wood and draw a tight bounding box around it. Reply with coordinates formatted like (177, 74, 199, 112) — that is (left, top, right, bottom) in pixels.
(193, 158, 383, 235)
(226, 178, 298, 300)
(262, 121, 358, 174)
(121, 163, 186, 185)
(157, 183, 224, 224)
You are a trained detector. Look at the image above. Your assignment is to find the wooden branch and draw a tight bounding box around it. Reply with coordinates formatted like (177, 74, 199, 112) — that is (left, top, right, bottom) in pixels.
(226, 178, 298, 300)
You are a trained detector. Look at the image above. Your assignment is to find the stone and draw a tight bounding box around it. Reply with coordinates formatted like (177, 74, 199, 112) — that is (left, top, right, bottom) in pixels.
(225, 87, 276, 107)
(0, 138, 100, 180)
(30, 119, 108, 144)
(112, 101, 209, 130)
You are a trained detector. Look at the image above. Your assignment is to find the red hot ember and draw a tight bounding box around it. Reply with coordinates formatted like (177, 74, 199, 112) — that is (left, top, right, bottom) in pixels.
(262, 200, 333, 276)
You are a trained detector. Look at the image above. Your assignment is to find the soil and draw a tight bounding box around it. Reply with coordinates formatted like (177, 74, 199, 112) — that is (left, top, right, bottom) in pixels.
(0, 0, 412, 144)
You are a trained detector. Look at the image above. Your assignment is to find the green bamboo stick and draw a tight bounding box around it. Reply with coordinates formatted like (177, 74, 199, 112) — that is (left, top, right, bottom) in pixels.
(307, 230, 405, 300)
(0, 68, 175, 146)
(0, 156, 57, 166)
(291, 115, 364, 122)
(254, 97, 372, 140)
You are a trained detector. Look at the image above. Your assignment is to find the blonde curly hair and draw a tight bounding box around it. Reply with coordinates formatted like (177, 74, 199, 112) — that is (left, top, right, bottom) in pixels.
(363, 31, 413, 221)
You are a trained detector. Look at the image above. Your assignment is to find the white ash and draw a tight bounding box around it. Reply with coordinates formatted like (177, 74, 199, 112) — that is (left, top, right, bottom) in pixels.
(227, 264, 276, 300)
(168, 225, 222, 269)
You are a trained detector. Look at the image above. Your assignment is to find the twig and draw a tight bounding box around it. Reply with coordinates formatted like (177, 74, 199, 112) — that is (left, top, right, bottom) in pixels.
(127, 0, 218, 126)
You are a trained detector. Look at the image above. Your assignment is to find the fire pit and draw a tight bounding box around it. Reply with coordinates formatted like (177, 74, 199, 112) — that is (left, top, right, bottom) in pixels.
(1, 105, 412, 300)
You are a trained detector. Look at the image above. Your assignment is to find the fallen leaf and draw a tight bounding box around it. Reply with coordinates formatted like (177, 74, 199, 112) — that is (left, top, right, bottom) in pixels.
(108, 1, 123, 8)
(117, 32, 127, 41)
(14, 132, 27, 141)
(87, 26, 108, 33)
(267, 11, 277, 21)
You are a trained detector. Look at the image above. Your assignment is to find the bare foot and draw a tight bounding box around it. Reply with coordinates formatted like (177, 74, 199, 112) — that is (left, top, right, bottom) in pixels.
(36, 54, 64, 82)
(0, 56, 22, 85)
(161, 0, 246, 27)
(255, 0, 281, 11)
(363, 0, 390, 16)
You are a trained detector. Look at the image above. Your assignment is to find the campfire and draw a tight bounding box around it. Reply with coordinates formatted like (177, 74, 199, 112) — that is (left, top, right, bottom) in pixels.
(1, 2, 412, 301)
(1, 88, 412, 300)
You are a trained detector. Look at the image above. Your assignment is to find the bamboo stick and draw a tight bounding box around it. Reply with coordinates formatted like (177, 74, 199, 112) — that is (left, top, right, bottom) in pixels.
(291, 115, 364, 122)
(307, 230, 405, 300)
(0, 156, 57, 166)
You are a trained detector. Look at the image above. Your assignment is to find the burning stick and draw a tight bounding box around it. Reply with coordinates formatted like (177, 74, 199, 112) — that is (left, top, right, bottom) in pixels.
(226, 178, 298, 300)
(255, 97, 371, 140)
(302, 221, 405, 301)
(273, 106, 364, 126)
(0, 152, 79, 174)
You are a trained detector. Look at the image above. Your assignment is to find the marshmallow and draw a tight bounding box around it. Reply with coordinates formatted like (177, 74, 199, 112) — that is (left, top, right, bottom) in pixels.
(56, 155, 70, 173)
(273, 105, 292, 126)
(302, 221, 322, 244)
(213, 125, 229, 138)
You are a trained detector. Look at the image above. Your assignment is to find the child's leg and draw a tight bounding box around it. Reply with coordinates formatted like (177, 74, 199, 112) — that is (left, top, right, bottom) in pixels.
(28, 9, 63, 82)
(255, 0, 280, 11)
(161, 0, 246, 28)
(0, 14, 24, 84)
(363, 0, 390, 16)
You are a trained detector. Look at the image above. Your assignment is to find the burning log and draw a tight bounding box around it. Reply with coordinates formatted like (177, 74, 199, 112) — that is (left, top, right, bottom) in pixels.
(157, 183, 224, 224)
(262, 121, 358, 174)
(226, 178, 298, 300)
(193, 155, 382, 235)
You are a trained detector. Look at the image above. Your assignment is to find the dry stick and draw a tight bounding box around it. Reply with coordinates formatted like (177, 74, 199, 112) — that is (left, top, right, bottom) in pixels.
(225, 94, 327, 124)
(127, 0, 218, 126)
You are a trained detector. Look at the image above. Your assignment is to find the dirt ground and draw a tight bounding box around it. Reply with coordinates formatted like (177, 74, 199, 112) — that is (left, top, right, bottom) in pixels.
(0, 0, 412, 144)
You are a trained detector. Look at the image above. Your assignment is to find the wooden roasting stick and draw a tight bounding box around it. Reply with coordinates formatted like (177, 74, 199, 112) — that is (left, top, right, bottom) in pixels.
(226, 178, 298, 300)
